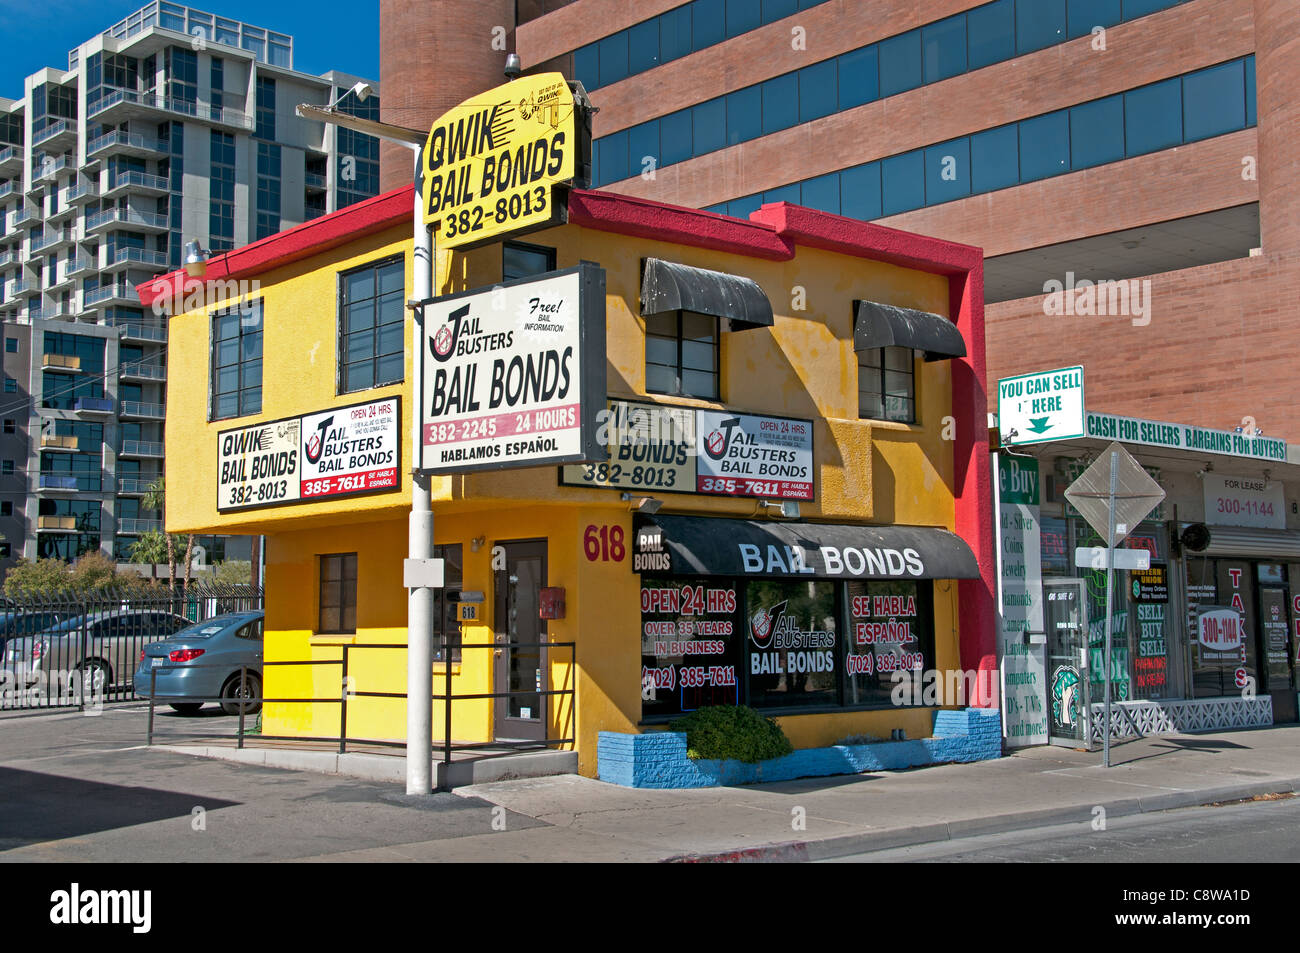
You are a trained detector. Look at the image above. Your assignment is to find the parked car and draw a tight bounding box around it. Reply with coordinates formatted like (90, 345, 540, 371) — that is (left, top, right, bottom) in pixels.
(0, 611, 67, 666)
(134, 611, 264, 715)
(8, 609, 189, 694)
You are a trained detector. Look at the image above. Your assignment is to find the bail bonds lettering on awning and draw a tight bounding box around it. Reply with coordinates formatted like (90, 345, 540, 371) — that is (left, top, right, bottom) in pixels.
(640, 258, 774, 331)
(632, 514, 979, 580)
(853, 300, 966, 361)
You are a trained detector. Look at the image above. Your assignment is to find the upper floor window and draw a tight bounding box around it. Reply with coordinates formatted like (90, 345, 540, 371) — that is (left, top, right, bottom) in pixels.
(645, 311, 719, 401)
(210, 300, 262, 420)
(858, 346, 915, 423)
(339, 256, 404, 394)
(503, 241, 555, 281)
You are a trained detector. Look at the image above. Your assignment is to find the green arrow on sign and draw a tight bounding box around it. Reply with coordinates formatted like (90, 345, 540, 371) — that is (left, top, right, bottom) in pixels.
(1026, 417, 1052, 434)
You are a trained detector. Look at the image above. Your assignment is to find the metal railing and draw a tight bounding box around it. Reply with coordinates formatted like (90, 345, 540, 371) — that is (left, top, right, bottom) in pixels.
(86, 130, 168, 156)
(84, 284, 136, 306)
(89, 89, 252, 130)
(1, 584, 263, 710)
(106, 247, 169, 268)
(120, 400, 165, 418)
(117, 517, 162, 535)
(117, 476, 159, 494)
(120, 360, 166, 380)
(120, 439, 163, 456)
(140, 640, 578, 785)
(31, 229, 72, 252)
(0, 145, 18, 165)
(0, 183, 13, 200)
(32, 121, 72, 146)
(107, 172, 170, 194)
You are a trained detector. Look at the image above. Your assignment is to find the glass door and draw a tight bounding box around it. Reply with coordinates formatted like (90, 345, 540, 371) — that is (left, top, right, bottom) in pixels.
(1044, 578, 1092, 748)
(493, 539, 547, 742)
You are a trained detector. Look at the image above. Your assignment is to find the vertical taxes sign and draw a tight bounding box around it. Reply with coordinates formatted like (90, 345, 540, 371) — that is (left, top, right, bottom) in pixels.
(421, 72, 581, 248)
(419, 263, 607, 474)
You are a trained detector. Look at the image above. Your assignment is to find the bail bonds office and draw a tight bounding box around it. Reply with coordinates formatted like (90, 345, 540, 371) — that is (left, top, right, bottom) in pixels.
(143, 74, 995, 777)
(995, 366, 1300, 749)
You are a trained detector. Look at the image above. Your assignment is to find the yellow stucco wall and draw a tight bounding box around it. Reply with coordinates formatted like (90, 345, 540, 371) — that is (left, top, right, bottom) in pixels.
(164, 216, 964, 777)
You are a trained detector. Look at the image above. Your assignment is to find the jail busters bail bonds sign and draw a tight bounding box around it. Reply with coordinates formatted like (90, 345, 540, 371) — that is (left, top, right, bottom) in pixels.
(217, 397, 400, 511)
(420, 264, 606, 474)
(421, 72, 578, 248)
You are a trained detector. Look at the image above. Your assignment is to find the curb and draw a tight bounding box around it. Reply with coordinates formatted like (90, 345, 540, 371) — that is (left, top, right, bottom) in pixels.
(661, 777, 1300, 863)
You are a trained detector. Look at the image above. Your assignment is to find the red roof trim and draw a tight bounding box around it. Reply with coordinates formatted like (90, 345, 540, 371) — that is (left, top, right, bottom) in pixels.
(137, 185, 984, 309)
(137, 186, 415, 307)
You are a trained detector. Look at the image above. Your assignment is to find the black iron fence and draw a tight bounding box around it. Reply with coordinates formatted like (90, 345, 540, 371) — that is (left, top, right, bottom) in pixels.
(141, 640, 577, 779)
(0, 584, 262, 711)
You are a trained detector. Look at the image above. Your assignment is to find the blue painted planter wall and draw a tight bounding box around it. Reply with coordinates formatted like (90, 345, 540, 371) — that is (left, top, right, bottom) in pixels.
(598, 708, 1002, 788)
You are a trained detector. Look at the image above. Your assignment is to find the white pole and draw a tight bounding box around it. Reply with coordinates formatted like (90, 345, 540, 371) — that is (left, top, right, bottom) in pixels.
(407, 173, 435, 795)
(1102, 450, 1118, 769)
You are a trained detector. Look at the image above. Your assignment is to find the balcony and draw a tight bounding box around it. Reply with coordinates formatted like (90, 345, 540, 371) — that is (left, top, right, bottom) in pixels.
(102, 246, 169, 272)
(37, 475, 78, 493)
(47, 201, 76, 225)
(82, 284, 139, 310)
(119, 360, 166, 382)
(86, 206, 168, 234)
(73, 397, 114, 414)
(29, 305, 72, 321)
(36, 515, 78, 531)
(112, 317, 166, 342)
(304, 172, 327, 191)
(41, 353, 81, 373)
(33, 156, 72, 184)
(101, 171, 170, 199)
(65, 181, 98, 205)
(40, 433, 78, 451)
(117, 477, 157, 495)
(117, 518, 162, 535)
(120, 400, 165, 419)
(64, 256, 96, 281)
(5, 279, 38, 299)
(30, 228, 74, 254)
(0, 145, 20, 175)
(85, 130, 167, 160)
(0, 251, 16, 268)
(9, 207, 40, 230)
(119, 439, 163, 457)
(89, 89, 252, 132)
(0, 182, 13, 201)
(32, 121, 75, 151)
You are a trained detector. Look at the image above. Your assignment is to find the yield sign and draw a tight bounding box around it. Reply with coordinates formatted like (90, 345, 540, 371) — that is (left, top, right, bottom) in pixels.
(1064, 441, 1165, 545)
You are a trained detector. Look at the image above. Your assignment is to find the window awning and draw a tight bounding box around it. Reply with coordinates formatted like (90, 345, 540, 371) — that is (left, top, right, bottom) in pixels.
(640, 258, 773, 331)
(632, 514, 980, 580)
(853, 300, 966, 361)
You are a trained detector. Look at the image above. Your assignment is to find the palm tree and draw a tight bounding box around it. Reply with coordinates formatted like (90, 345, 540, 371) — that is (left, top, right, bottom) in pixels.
(143, 477, 195, 592)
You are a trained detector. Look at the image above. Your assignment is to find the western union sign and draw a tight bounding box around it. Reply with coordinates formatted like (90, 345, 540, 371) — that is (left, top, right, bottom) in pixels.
(421, 72, 579, 248)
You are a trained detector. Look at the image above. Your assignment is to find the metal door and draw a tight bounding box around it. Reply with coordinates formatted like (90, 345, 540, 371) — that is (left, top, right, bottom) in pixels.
(493, 540, 547, 742)
(1044, 578, 1093, 747)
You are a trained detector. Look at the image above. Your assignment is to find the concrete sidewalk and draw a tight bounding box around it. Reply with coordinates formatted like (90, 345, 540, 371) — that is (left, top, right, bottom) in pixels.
(303, 725, 1300, 862)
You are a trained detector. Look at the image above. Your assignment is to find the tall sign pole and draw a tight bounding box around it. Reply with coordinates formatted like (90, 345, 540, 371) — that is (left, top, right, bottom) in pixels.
(1102, 450, 1118, 769)
(406, 180, 435, 795)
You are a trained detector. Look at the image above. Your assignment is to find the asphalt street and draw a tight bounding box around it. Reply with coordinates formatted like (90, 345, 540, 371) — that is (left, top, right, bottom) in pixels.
(825, 794, 1300, 862)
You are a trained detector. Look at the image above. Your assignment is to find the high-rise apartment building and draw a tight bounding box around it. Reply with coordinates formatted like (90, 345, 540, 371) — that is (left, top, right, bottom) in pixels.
(0, 2, 380, 569)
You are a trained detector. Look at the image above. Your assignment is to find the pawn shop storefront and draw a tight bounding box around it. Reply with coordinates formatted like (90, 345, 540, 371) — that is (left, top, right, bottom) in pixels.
(996, 407, 1300, 749)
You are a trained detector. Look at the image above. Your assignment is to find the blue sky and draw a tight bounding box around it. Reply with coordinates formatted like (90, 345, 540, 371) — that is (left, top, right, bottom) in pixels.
(0, 0, 379, 96)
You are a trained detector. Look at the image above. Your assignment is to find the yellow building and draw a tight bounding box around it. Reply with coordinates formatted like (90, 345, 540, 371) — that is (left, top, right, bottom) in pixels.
(141, 184, 996, 779)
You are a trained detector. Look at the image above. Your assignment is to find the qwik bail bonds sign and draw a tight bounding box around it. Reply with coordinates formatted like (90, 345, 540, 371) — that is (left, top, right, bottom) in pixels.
(421, 72, 581, 249)
(419, 263, 607, 474)
(217, 397, 400, 511)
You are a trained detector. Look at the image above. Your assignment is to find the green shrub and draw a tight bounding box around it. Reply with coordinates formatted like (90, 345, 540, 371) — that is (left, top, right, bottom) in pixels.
(669, 705, 793, 763)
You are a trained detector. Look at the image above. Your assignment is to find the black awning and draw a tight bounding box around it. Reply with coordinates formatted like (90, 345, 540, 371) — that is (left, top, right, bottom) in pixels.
(632, 515, 980, 580)
(854, 299, 966, 361)
(640, 258, 774, 331)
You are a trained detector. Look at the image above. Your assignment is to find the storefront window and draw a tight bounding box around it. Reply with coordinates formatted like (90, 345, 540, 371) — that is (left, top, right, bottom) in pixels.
(640, 577, 742, 719)
(745, 579, 838, 710)
(844, 579, 934, 707)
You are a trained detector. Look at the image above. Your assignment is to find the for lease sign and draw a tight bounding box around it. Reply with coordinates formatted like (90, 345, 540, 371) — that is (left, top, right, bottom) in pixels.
(420, 264, 606, 474)
(217, 397, 400, 512)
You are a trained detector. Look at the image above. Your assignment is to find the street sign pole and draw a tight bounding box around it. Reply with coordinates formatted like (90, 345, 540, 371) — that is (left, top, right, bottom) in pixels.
(1102, 450, 1118, 769)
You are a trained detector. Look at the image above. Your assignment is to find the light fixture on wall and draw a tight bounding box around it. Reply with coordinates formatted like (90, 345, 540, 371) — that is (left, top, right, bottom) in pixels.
(470, 536, 486, 552)
(621, 492, 662, 514)
(1195, 461, 1214, 478)
(183, 240, 210, 278)
(757, 499, 800, 519)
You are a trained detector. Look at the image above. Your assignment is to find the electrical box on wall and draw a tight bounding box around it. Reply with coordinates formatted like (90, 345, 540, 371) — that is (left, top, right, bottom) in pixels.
(539, 587, 565, 620)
